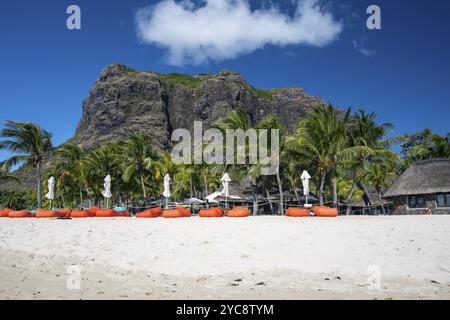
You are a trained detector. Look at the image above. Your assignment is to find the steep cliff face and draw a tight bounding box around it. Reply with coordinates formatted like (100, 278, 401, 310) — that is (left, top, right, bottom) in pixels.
(72, 63, 324, 151)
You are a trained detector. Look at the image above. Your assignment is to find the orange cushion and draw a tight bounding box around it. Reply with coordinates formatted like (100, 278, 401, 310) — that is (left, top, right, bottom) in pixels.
(314, 207, 338, 217)
(114, 210, 130, 217)
(0, 209, 12, 217)
(87, 207, 99, 215)
(175, 206, 191, 217)
(36, 209, 61, 218)
(311, 206, 327, 214)
(199, 208, 223, 218)
(95, 209, 117, 217)
(285, 208, 310, 217)
(71, 210, 94, 218)
(162, 209, 188, 218)
(55, 209, 72, 216)
(227, 207, 250, 218)
(9, 210, 34, 218)
(136, 207, 162, 218)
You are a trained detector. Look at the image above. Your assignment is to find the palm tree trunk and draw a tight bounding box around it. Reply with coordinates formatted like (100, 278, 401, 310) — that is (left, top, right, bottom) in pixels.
(378, 191, 386, 215)
(79, 188, 83, 208)
(252, 186, 258, 216)
(36, 162, 43, 208)
(276, 169, 284, 215)
(266, 188, 274, 214)
(332, 177, 338, 207)
(345, 180, 356, 215)
(203, 175, 208, 196)
(61, 190, 66, 208)
(319, 172, 326, 206)
(203, 175, 209, 209)
(140, 173, 147, 199)
(358, 182, 373, 214)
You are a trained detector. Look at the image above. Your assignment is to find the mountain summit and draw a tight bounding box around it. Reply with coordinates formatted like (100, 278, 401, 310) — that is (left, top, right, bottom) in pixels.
(72, 63, 325, 151)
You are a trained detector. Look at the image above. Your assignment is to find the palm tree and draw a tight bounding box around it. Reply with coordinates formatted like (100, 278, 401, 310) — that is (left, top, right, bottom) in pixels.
(0, 161, 20, 185)
(255, 115, 288, 214)
(363, 160, 398, 214)
(287, 105, 372, 206)
(407, 132, 450, 161)
(348, 109, 400, 207)
(83, 143, 121, 206)
(213, 109, 259, 212)
(1, 190, 27, 210)
(0, 121, 52, 208)
(53, 143, 85, 207)
(121, 133, 154, 200)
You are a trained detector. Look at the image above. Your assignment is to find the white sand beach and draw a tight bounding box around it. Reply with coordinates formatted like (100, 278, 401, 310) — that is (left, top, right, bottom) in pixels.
(0, 215, 449, 300)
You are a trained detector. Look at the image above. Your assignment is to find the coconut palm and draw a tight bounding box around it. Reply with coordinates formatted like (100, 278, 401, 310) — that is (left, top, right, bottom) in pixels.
(348, 109, 400, 206)
(255, 115, 288, 214)
(52, 143, 85, 206)
(121, 133, 154, 200)
(83, 143, 122, 205)
(405, 131, 450, 164)
(287, 105, 372, 206)
(213, 109, 259, 211)
(213, 108, 252, 133)
(0, 121, 52, 208)
(150, 151, 179, 199)
(362, 160, 398, 214)
(1, 190, 27, 210)
(0, 161, 19, 185)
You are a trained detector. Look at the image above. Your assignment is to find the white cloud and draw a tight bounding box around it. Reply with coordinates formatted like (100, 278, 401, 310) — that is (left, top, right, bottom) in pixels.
(136, 0, 343, 66)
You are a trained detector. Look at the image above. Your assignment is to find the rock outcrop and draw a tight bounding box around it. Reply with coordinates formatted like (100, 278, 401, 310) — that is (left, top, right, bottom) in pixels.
(72, 63, 325, 151)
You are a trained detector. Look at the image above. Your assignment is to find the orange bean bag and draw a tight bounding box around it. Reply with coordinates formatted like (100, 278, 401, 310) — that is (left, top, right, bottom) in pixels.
(36, 209, 61, 218)
(114, 210, 130, 217)
(175, 206, 191, 217)
(313, 206, 338, 217)
(95, 209, 117, 217)
(0, 209, 12, 217)
(136, 207, 162, 218)
(55, 209, 72, 217)
(311, 206, 327, 214)
(162, 209, 189, 218)
(71, 210, 95, 218)
(87, 207, 99, 216)
(285, 208, 310, 217)
(9, 210, 34, 218)
(227, 207, 250, 218)
(199, 208, 223, 218)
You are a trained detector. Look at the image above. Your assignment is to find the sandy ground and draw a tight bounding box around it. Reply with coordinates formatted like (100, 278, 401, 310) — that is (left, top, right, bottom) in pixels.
(0, 215, 449, 300)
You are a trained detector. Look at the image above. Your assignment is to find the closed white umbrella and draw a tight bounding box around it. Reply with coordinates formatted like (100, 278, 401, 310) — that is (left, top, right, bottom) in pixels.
(221, 173, 231, 209)
(163, 174, 171, 208)
(101, 175, 112, 208)
(301, 170, 312, 208)
(45, 176, 55, 209)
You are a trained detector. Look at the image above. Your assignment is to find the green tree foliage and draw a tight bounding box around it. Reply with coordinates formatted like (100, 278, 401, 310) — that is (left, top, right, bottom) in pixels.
(0, 121, 52, 208)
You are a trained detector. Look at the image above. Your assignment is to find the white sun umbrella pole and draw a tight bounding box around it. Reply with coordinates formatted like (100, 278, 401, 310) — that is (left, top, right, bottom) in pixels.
(221, 173, 231, 209)
(301, 170, 312, 208)
(45, 176, 55, 210)
(163, 174, 171, 209)
(101, 175, 112, 208)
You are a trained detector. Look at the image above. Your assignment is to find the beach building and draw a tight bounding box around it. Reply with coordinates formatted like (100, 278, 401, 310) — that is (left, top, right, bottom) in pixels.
(383, 158, 450, 214)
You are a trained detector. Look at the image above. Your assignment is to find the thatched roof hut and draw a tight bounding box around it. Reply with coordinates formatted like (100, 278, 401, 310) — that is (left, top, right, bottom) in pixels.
(384, 158, 450, 198)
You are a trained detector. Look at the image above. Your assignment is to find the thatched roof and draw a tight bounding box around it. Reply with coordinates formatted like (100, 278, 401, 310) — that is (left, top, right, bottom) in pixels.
(383, 158, 450, 198)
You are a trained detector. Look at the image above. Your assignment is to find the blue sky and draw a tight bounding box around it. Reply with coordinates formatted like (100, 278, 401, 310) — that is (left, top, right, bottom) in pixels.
(1, 0, 450, 162)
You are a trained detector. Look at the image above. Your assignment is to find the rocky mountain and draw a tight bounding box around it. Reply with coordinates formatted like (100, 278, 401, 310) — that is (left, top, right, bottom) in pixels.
(71, 63, 325, 151)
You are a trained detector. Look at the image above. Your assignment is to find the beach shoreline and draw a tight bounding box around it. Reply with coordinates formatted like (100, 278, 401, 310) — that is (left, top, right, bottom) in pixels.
(1, 216, 449, 300)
